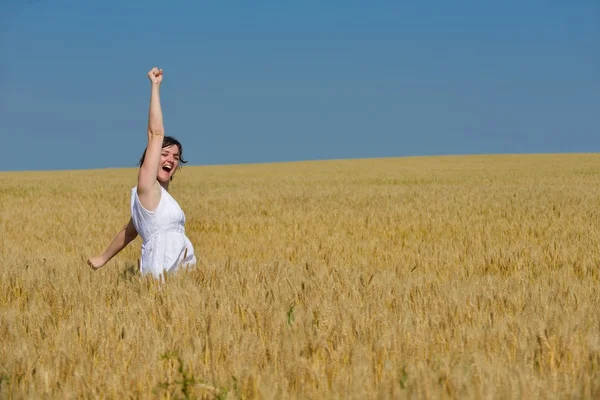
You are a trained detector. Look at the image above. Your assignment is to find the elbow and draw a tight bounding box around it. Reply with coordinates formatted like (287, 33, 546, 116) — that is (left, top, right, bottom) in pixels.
(125, 232, 138, 242)
(123, 224, 138, 242)
(147, 128, 164, 137)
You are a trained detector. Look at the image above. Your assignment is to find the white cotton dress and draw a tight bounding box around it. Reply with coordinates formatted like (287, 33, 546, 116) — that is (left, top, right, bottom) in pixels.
(130, 186, 196, 278)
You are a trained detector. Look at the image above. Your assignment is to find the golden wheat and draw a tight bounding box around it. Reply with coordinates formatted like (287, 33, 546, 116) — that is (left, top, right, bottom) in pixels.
(1, 154, 600, 399)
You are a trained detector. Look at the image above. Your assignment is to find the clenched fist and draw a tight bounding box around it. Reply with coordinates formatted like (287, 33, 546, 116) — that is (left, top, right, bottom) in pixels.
(148, 67, 163, 85)
(87, 255, 107, 270)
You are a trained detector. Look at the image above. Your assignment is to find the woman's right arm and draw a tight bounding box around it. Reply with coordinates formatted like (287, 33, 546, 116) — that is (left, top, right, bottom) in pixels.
(137, 67, 165, 210)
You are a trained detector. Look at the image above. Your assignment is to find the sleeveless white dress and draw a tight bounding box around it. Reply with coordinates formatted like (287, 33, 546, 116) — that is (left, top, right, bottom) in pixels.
(130, 186, 196, 278)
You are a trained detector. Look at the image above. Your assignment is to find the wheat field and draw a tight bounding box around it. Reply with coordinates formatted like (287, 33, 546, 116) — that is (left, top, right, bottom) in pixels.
(1, 154, 600, 399)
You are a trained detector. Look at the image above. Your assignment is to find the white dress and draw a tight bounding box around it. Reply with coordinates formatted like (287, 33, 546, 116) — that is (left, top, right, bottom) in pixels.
(130, 186, 196, 278)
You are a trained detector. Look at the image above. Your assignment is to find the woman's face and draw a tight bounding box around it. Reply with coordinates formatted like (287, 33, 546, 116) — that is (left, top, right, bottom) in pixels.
(157, 145, 180, 183)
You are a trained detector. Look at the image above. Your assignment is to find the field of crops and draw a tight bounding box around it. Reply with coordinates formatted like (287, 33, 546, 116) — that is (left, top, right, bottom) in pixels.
(2, 154, 600, 399)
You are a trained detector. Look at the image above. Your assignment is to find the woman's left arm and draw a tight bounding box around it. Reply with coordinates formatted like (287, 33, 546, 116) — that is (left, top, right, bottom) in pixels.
(87, 218, 138, 270)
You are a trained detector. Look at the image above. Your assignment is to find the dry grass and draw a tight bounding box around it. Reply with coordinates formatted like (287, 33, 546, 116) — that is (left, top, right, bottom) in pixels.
(1, 154, 600, 399)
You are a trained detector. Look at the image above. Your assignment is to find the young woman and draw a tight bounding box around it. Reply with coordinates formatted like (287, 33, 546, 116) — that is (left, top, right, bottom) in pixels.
(86, 67, 197, 278)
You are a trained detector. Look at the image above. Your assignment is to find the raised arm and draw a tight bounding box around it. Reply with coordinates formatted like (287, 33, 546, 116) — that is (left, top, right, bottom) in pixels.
(87, 218, 139, 270)
(137, 67, 165, 211)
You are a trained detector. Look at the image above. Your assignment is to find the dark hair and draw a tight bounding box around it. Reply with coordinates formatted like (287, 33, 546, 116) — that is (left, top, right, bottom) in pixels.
(138, 136, 188, 179)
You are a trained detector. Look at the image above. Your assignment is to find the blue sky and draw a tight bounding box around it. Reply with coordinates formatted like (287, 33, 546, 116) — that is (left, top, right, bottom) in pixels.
(1, 1, 598, 171)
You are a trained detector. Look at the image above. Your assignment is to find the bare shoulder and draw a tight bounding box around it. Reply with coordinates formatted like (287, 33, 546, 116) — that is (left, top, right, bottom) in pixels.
(136, 182, 162, 212)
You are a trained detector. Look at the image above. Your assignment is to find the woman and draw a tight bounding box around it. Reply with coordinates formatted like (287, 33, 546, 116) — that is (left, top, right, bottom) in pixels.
(86, 67, 197, 278)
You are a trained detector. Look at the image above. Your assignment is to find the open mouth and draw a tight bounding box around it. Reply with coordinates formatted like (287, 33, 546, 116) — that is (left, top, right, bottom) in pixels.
(162, 164, 173, 173)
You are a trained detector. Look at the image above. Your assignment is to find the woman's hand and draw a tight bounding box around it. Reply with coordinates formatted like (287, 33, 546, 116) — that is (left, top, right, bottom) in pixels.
(87, 255, 107, 270)
(148, 67, 163, 85)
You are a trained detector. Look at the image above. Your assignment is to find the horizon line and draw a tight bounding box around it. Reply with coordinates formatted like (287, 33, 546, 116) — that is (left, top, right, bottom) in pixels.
(0, 151, 600, 173)
(1, 151, 598, 174)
